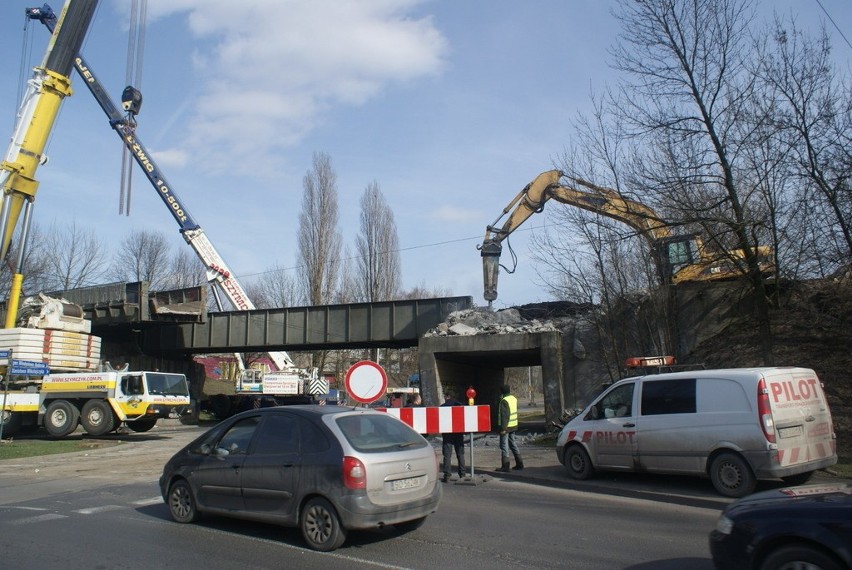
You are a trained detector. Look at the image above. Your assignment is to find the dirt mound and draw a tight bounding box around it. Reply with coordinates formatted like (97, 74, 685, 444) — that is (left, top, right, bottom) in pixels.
(688, 277, 852, 459)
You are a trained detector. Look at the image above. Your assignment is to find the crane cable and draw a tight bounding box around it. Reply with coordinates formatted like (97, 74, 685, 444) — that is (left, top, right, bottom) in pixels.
(119, 0, 147, 216)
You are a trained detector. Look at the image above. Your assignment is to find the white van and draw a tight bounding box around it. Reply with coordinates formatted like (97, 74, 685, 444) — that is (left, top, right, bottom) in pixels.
(555, 367, 837, 497)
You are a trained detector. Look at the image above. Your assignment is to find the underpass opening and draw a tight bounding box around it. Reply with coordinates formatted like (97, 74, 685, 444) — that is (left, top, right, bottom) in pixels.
(417, 331, 563, 430)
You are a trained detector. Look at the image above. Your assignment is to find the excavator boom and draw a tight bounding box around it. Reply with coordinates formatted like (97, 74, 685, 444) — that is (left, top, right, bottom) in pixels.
(481, 170, 773, 304)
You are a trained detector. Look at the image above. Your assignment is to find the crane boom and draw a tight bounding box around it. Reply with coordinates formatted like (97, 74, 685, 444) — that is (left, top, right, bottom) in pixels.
(0, 0, 99, 327)
(30, 5, 295, 372)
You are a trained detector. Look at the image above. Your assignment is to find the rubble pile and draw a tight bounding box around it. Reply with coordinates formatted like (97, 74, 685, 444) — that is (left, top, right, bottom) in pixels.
(424, 307, 563, 337)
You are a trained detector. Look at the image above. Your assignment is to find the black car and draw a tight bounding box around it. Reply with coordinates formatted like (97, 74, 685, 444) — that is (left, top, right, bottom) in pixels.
(159, 406, 441, 551)
(709, 482, 852, 570)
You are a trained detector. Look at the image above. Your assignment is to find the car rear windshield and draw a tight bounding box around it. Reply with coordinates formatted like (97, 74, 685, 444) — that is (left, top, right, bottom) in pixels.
(335, 414, 428, 453)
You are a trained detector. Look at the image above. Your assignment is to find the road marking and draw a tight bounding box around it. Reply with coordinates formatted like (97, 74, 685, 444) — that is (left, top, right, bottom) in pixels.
(74, 505, 124, 515)
(12, 513, 67, 525)
(132, 496, 163, 506)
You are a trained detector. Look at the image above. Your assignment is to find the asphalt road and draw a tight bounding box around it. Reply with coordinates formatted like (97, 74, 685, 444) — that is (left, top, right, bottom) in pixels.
(0, 421, 727, 569)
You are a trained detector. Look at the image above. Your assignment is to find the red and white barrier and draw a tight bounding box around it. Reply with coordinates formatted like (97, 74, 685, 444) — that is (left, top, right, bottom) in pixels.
(380, 405, 491, 434)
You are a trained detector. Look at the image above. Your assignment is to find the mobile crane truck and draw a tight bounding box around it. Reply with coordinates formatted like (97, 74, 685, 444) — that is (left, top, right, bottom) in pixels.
(0, 295, 190, 438)
(0, 2, 190, 439)
(29, 4, 327, 415)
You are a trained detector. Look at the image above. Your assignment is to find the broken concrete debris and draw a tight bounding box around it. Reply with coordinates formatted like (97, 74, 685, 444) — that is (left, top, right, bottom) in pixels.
(424, 307, 560, 337)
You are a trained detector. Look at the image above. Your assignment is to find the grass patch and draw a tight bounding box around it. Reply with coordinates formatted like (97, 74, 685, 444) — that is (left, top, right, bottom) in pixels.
(0, 438, 123, 460)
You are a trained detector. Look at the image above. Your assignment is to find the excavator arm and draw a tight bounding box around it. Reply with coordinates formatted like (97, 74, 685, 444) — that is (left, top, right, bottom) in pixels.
(480, 170, 671, 304)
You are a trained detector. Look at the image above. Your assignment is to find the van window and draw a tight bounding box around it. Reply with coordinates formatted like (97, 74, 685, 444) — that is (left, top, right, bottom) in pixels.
(697, 378, 750, 412)
(641, 379, 696, 415)
(594, 383, 634, 419)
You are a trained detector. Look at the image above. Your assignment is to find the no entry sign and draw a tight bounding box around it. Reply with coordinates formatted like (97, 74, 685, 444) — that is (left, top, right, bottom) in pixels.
(344, 360, 388, 404)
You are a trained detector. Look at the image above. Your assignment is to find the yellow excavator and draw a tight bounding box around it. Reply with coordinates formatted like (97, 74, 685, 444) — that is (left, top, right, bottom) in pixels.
(479, 170, 774, 304)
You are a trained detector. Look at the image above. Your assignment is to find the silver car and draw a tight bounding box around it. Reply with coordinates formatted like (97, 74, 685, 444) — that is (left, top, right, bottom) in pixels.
(159, 405, 441, 551)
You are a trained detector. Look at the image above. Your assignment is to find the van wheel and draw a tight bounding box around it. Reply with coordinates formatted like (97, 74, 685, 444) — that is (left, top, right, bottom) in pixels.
(44, 400, 80, 437)
(710, 452, 756, 497)
(780, 471, 814, 486)
(564, 445, 595, 480)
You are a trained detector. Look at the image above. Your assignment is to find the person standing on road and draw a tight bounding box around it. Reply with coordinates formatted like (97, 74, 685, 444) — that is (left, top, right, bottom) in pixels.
(407, 393, 422, 406)
(497, 384, 523, 472)
(440, 391, 466, 482)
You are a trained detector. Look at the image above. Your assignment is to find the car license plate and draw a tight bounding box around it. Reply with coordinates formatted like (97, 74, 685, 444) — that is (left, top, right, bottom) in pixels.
(779, 425, 803, 438)
(391, 477, 420, 491)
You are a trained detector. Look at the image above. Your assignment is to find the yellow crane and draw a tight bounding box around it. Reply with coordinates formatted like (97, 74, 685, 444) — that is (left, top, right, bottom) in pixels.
(0, 0, 99, 327)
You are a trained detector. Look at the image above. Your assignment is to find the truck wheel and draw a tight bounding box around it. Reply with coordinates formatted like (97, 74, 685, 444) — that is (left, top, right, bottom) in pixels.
(209, 394, 233, 419)
(44, 400, 80, 437)
(710, 452, 756, 497)
(80, 400, 116, 436)
(127, 419, 157, 432)
(1, 410, 22, 437)
(301, 497, 347, 551)
(564, 445, 595, 480)
(167, 479, 200, 523)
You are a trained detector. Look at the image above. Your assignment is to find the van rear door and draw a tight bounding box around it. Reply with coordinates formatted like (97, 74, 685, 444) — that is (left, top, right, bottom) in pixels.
(762, 368, 835, 468)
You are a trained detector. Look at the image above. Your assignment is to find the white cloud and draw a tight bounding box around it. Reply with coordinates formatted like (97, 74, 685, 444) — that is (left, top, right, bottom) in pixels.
(429, 206, 478, 223)
(139, 0, 448, 175)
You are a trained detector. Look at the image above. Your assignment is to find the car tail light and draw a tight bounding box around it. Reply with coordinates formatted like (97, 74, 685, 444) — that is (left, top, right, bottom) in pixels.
(342, 456, 366, 489)
(757, 379, 775, 443)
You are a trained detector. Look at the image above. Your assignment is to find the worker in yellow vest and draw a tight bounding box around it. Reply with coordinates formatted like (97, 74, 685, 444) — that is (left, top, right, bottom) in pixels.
(497, 384, 524, 472)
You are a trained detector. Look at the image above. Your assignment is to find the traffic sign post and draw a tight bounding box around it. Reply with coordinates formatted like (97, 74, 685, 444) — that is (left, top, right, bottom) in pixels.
(344, 361, 388, 405)
(0, 348, 11, 441)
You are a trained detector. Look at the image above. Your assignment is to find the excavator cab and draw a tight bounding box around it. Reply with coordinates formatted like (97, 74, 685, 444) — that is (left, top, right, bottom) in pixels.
(654, 235, 703, 281)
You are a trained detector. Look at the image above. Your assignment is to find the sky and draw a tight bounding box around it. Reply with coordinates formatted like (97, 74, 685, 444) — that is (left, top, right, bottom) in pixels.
(0, 0, 850, 311)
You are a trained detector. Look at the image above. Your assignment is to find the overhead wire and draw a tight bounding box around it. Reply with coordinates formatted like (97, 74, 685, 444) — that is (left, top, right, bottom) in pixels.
(813, 0, 852, 53)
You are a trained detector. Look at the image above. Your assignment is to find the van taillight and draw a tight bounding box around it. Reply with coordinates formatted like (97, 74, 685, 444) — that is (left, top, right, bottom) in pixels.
(757, 379, 776, 443)
(342, 456, 366, 489)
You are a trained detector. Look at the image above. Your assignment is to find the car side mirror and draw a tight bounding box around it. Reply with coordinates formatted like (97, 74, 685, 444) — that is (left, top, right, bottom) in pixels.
(587, 405, 600, 421)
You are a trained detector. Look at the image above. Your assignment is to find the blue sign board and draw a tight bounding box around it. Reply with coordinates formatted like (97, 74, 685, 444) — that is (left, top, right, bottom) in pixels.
(10, 359, 50, 376)
(0, 350, 11, 360)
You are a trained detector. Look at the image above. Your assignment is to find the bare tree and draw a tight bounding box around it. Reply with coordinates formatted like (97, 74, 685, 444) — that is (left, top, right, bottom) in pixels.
(161, 247, 207, 290)
(752, 16, 852, 273)
(297, 152, 342, 306)
(113, 229, 171, 289)
(41, 220, 109, 292)
(0, 223, 52, 299)
(399, 283, 452, 299)
(334, 245, 359, 304)
(609, 0, 778, 363)
(246, 263, 300, 309)
(355, 181, 401, 302)
(297, 152, 343, 374)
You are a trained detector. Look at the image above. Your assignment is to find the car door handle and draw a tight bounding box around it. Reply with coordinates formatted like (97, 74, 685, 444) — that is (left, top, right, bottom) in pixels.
(805, 415, 815, 422)
(623, 423, 635, 428)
